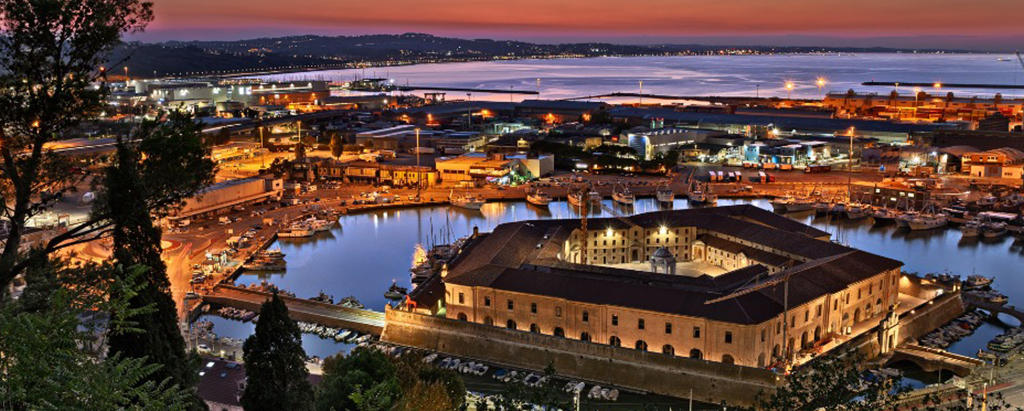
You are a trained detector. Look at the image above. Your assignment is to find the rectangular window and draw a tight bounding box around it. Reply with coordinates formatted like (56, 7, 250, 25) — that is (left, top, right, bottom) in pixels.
(458, 293, 464, 304)
(612, 315, 618, 326)
(530, 303, 537, 314)
(484, 296, 491, 307)
(804, 310, 809, 323)
(507, 300, 514, 311)
(555, 306, 562, 317)
(638, 319, 645, 330)
(817, 305, 822, 317)
(693, 326, 701, 338)
(665, 323, 673, 334)
(725, 331, 733, 344)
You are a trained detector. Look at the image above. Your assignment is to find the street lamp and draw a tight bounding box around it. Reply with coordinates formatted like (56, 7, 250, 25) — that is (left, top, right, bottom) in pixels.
(816, 77, 826, 99)
(639, 80, 643, 105)
(785, 82, 795, 100)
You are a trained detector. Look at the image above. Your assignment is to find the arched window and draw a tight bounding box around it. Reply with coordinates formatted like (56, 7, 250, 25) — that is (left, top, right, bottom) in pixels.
(484, 316, 494, 326)
(609, 336, 621, 347)
(507, 320, 517, 330)
(580, 332, 591, 342)
(876, 298, 883, 313)
(689, 349, 703, 360)
(635, 340, 648, 352)
(800, 331, 809, 349)
(722, 354, 735, 365)
(554, 327, 565, 338)
(582, 311, 589, 323)
(757, 353, 766, 368)
(457, 313, 467, 321)
(814, 326, 822, 341)
(662, 344, 675, 356)
(530, 323, 540, 333)
(772, 344, 780, 359)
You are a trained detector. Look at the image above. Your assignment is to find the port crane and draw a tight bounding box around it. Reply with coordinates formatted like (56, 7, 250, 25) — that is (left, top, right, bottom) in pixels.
(573, 181, 641, 265)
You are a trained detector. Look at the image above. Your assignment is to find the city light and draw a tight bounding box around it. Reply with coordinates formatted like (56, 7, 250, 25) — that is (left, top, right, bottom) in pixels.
(933, 82, 942, 89)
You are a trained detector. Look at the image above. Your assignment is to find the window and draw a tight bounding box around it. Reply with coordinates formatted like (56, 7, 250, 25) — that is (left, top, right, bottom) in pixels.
(804, 310, 809, 323)
(776, 322, 781, 335)
(638, 318, 645, 330)
(665, 322, 673, 334)
(554, 327, 565, 337)
(582, 311, 589, 323)
(530, 303, 537, 314)
(506, 320, 517, 330)
(507, 300, 514, 311)
(530, 323, 540, 333)
(761, 329, 766, 342)
(484, 296, 491, 307)
(635, 340, 648, 351)
(693, 326, 701, 338)
(457, 313, 468, 321)
(580, 332, 591, 342)
(609, 336, 621, 346)
(555, 306, 562, 317)
(817, 305, 822, 317)
(611, 315, 618, 326)
(663, 344, 675, 356)
(458, 293, 464, 304)
(725, 331, 733, 344)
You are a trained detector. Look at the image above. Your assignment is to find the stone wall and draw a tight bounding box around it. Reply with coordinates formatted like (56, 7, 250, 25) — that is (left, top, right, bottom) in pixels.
(896, 291, 965, 345)
(381, 307, 781, 408)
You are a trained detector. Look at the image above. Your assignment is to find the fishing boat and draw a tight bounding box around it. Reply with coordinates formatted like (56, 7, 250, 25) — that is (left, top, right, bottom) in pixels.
(769, 197, 791, 212)
(961, 220, 982, 238)
(705, 189, 718, 206)
(977, 194, 998, 208)
(261, 249, 286, 259)
(908, 213, 948, 231)
(845, 203, 870, 220)
(588, 190, 603, 203)
(526, 190, 552, 206)
(965, 274, 993, 289)
(997, 193, 1024, 213)
(872, 208, 899, 224)
(814, 201, 832, 215)
(982, 221, 1009, 238)
(310, 291, 335, 304)
(309, 219, 334, 232)
(656, 186, 675, 203)
(786, 197, 814, 212)
(612, 187, 635, 205)
(449, 190, 485, 210)
(895, 210, 919, 228)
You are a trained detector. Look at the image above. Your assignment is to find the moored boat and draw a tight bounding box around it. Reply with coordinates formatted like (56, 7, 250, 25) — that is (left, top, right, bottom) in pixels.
(983, 221, 1008, 238)
(656, 186, 675, 203)
(612, 187, 635, 205)
(450, 190, 485, 210)
(526, 190, 553, 206)
(908, 213, 948, 231)
(961, 220, 982, 238)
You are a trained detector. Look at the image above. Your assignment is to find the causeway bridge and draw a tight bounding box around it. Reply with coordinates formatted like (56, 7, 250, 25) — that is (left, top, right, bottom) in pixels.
(892, 343, 984, 377)
(202, 285, 386, 335)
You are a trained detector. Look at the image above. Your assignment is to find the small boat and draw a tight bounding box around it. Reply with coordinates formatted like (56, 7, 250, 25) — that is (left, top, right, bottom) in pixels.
(961, 220, 982, 238)
(965, 274, 993, 289)
(908, 213, 948, 231)
(526, 190, 552, 206)
(831, 202, 847, 216)
(688, 189, 707, 204)
(977, 194, 998, 208)
(785, 198, 814, 212)
(309, 219, 334, 232)
(242, 260, 286, 271)
(588, 190, 603, 203)
(845, 204, 870, 220)
(872, 208, 898, 224)
(705, 191, 718, 206)
(895, 211, 919, 228)
(612, 187, 635, 205)
(310, 291, 334, 304)
(338, 295, 364, 309)
(656, 186, 675, 203)
(384, 280, 407, 300)
(983, 221, 1008, 238)
(814, 201, 831, 215)
(770, 197, 791, 212)
(278, 224, 315, 238)
(450, 190, 485, 210)
(261, 249, 286, 259)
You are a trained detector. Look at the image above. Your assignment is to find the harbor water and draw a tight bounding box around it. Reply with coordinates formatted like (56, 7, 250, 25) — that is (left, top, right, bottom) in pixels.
(257, 54, 1024, 100)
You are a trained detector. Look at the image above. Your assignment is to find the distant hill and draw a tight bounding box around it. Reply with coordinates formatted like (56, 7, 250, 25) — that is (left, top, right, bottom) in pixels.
(107, 33, 974, 79)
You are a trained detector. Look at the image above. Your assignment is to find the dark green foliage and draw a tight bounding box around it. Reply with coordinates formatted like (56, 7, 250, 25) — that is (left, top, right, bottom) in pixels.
(316, 348, 399, 411)
(330, 134, 344, 158)
(99, 113, 215, 411)
(242, 292, 315, 411)
(0, 0, 154, 291)
(0, 260, 194, 410)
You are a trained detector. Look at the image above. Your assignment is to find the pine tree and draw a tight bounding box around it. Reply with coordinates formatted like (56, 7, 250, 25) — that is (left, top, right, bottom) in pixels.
(102, 136, 206, 411)
(242, 292, 314, 411)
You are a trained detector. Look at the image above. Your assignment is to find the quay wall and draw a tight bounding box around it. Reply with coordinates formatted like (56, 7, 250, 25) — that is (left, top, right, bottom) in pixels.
(381, 307, 781, 408)
(897, 291, 965, 346)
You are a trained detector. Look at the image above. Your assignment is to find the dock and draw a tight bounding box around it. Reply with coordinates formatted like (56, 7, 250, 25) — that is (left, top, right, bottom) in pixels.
(203, 284, 386, 335)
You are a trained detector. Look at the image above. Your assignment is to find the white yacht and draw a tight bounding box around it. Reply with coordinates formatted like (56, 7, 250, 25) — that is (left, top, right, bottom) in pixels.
(612, 187, 635, 205)
(960, 220, 982, 238)
(278, 224, 315, 238)
(526, 190, 552, 207)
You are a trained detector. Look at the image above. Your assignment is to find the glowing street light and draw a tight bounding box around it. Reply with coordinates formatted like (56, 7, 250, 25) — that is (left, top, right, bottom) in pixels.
(785, 82, 795, 100)
(933, 82, 943, 89)
(816, 77, 826, 99)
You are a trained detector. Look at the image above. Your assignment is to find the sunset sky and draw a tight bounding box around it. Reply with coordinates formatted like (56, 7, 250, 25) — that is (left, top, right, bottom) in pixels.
(142, 0, 1024, 49)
